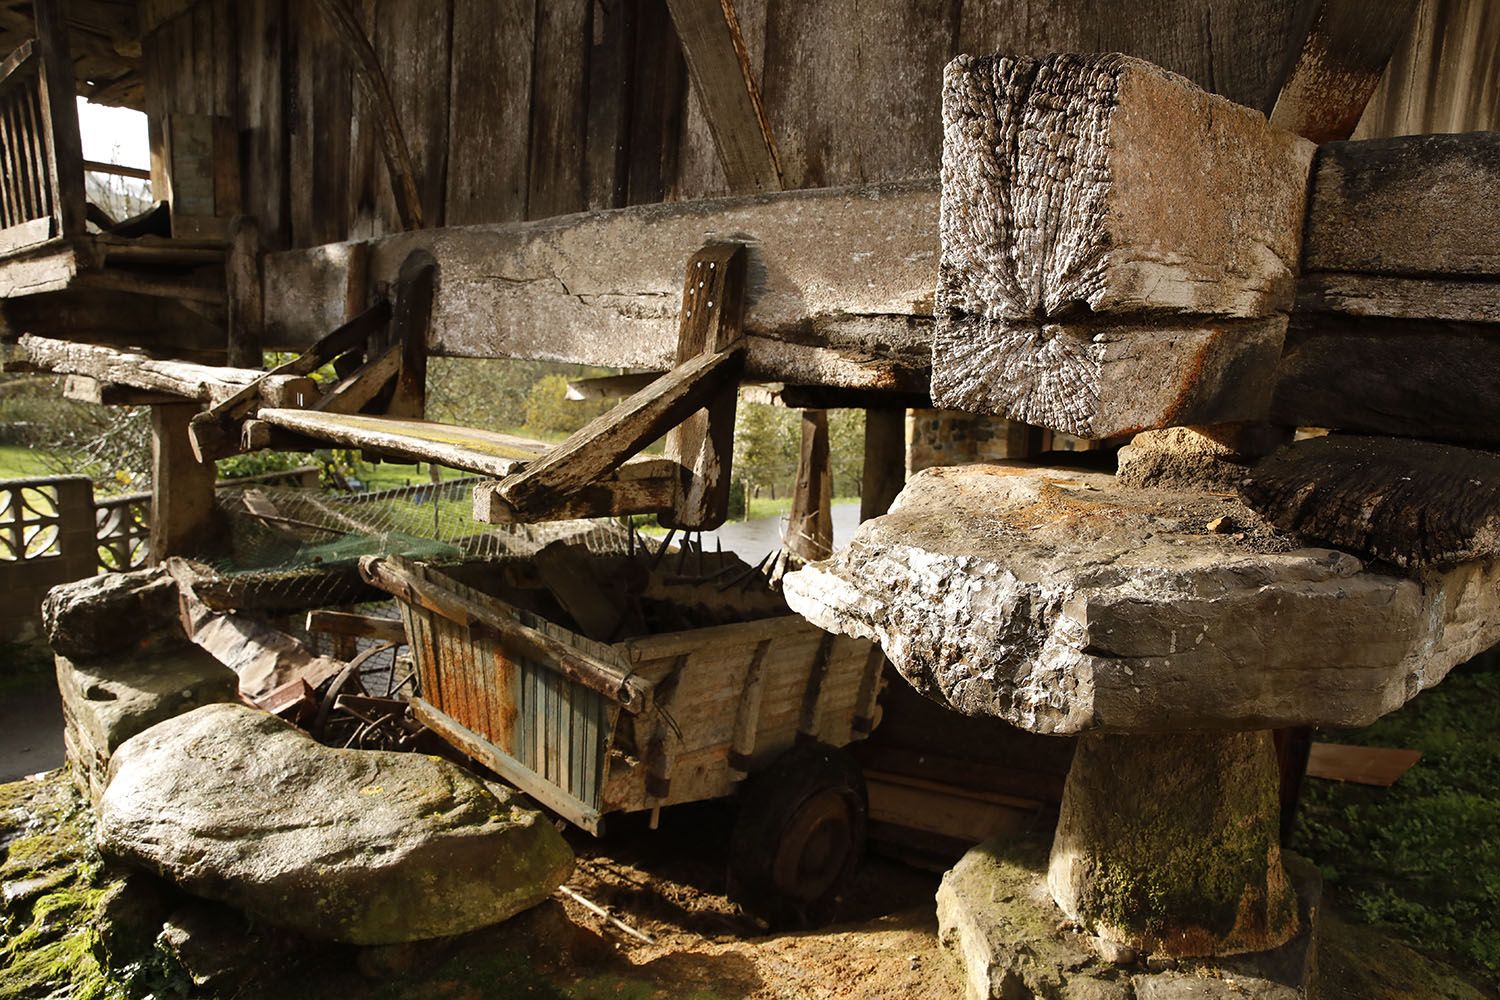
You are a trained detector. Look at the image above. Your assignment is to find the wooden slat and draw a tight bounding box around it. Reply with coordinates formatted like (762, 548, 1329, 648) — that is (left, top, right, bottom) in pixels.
(305, 609, 406, 644)
(526, 0, 590, 220)
(310, 0, 423, 230)
(412, 696, 602, 831)
(0, 38, 34, 93)
(665, 0, 782, 193)
(583, 0, 631, 211)
(446, 0, 533, 224)
(373, 0, 449, 229)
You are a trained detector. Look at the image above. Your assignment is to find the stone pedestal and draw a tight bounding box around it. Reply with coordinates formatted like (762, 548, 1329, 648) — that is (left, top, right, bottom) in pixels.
(1048, 731, 1298, 958)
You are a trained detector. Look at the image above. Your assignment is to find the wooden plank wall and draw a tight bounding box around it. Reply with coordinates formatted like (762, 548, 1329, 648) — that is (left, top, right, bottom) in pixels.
(136, 0, 1496, 256)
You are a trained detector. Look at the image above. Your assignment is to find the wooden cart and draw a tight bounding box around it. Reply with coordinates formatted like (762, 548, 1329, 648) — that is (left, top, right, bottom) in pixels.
(359, 553, 886, 922)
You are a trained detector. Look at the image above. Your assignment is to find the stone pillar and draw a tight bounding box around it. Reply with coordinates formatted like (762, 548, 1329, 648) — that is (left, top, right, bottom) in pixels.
(1048, 730, 1299, 958)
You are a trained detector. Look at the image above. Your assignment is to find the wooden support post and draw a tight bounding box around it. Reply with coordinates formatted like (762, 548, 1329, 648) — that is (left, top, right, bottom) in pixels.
(860, 407, 906, 522)
(226, 216, 263, 369)
(33, 0, 86, 242)
(660, 243, 747, 530)
(385, 250, 435, 420)
(149, 403, 217, 563)
(786, 409, 832, 563)
(934, 53, 1315, 437)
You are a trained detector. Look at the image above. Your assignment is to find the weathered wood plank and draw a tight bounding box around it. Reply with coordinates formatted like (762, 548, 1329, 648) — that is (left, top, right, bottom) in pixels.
(261, 178, 939, 390)
(1269, 315, 1500, 446)
(225, 215, 262, 368)
(1240, 435, 1500, 568)
(1302, 132, 1499, 283)
(785, 408, 831, 562)
(13, 334, 314, 406)
(254, 407, 677, 483)
(34, 0, 86, 240)
(235, 0, 288, 248)
(1356, 0, 1500, 138)
(473, 474, 678, 525)
(660, 242, 747, 530)
(1269, 0, 1420, 143)
(625, 0, 686, 205)
(860, 406, 905, 522)
(310, 0, 424, 230)
(373, 0, 450, 229)
(664, 0, 782, 193)
(583, 0, 632, 211)
(932, 53, 1314, 437)
(527, 0, 591, 219)
(447, 0, 533, 224)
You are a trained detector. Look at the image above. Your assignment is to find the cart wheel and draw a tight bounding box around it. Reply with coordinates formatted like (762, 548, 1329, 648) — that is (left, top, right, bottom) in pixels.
(727, 742, 868, 928)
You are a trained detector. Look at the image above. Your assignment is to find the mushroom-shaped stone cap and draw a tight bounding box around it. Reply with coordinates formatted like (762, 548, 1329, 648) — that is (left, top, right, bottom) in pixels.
(784, 463, 1500, 735)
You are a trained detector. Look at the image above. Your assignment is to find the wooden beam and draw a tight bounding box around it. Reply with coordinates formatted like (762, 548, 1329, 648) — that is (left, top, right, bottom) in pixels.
(660, 242, 746, 530)
(473, 474, 677, 524)
(225, 216, 263, 368)
(1270, 0, 1421, 143)
(312, 340, 402, 415)
(741, 383, 931, 411)
(12, 335, 316, 407)
(62, 374, 178, 406)
(260, 178, 938, 391)
(860, 407, 905, 522)
(1240, 435, 1500, 568)
(383, 250, 434, 419)
(309, 0, 424, 230)
(148, 402, 216, 562)
(305, 609, 406, 645)
(933, 53, 1315, 438)
(785, 409, 831, 563)
(664, 0, 783, 193)
(495, 344, 744, 521)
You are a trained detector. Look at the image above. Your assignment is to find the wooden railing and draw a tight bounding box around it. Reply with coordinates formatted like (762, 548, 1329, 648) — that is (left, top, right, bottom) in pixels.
(0, 3, 86, 259)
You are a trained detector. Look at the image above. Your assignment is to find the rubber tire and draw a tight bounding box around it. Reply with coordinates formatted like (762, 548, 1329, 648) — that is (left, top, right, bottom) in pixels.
(727, 741, 868, 929)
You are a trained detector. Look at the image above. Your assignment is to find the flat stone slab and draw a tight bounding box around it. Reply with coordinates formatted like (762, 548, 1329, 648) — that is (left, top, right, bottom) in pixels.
(98, 703, 573, 945)
(55, 643, 237, 803)
(937, 837, 1320, 1000)
(784, 464, 1500, 734)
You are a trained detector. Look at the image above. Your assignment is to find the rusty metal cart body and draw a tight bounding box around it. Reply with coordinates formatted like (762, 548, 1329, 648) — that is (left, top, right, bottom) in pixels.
(361, 554, 885, 836)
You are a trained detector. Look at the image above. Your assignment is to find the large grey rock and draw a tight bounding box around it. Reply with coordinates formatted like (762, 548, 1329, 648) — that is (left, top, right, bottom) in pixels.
(42, 568, 182, 661)
(56, 644, 237, 803)
(936, 838, 1320, 1000)
(98, 704, 573, 944)
(784, 464, 1500, 734)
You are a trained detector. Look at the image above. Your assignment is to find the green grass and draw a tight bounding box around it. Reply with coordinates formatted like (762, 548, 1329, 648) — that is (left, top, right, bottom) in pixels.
(1293, 655, 1500, 985)
(0, 445, 67, 481)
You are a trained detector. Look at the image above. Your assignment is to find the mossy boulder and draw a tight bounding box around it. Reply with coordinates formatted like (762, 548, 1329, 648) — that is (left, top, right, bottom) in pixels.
(1048, 731, 1298, 958)
(96, 704, 573, 945)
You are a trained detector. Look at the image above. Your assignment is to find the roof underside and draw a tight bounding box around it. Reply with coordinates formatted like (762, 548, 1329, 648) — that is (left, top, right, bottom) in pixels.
(1, 1, 143, 109)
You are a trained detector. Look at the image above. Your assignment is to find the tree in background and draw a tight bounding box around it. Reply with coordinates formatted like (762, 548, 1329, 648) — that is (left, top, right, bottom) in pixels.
(827, 409, 865, 497)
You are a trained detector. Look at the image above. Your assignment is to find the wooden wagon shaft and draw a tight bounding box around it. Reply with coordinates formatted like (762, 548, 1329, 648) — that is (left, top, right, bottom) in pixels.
(8, 334, 316, 407)
(358, 555, 649, 714)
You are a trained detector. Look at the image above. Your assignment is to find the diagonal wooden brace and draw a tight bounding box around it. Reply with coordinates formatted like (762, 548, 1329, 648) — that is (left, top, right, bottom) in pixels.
(491, 243, 748, 524)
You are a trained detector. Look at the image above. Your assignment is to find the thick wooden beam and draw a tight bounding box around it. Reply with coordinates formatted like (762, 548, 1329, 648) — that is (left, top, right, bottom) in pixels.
(62, 374, 178, 406)
(1270, 0, 1421, 144)
(149, 402, 217, 562)
(785, 409, 831, 563)
(12, 335, 315, 407)
(33, 0, 86, 241)
(1273, 132, 1500, 443)
(383, 250, 434, 419)
(660, 242, 746, 531)
(932, 53, 1315, 438)
(860, 407, 905, 523)
(1240, 435, 1500, 568)
(225, 216, 263, 369)
(260, 179, 938, 391)
(664, 0, 783, 193)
